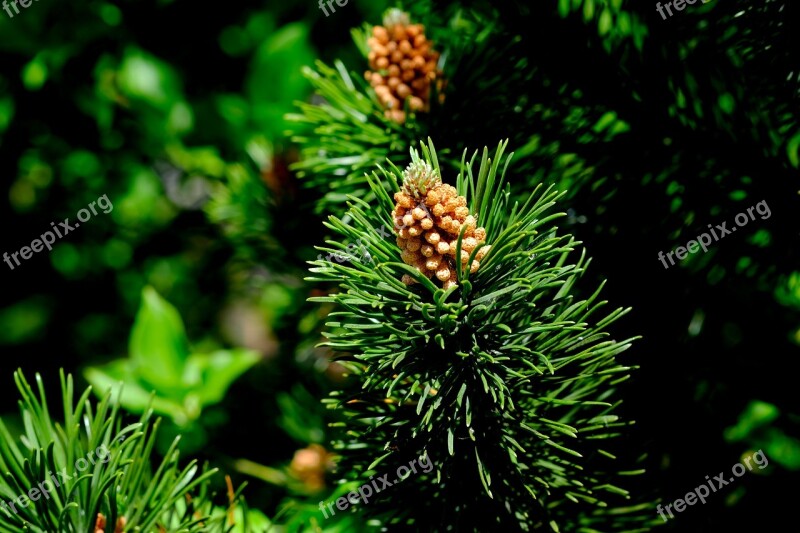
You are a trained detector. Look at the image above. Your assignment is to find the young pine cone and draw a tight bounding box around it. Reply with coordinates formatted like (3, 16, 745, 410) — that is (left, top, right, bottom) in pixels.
(364, 10, 443, 124)
(290, 443, 334, 491)
(393, 161, 490, 289)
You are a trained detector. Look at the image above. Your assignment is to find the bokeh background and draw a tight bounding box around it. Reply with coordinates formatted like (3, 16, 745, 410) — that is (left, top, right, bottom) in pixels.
(1, 0, 798, 531)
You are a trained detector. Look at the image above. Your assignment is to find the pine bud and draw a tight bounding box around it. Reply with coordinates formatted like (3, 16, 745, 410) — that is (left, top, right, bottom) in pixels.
(365, 12, 444, 124)
(373, 25, 390, 44)
(393, 163, 490, 288)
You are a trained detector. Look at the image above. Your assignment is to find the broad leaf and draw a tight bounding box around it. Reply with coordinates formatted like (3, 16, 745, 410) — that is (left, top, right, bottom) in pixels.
(185, 349, 260, 406)
(129, 286, 190, 394)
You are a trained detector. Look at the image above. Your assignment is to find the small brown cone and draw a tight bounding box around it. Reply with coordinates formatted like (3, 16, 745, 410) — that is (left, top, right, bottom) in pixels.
(393, 160, 490, 288)
(365, 11, 443, 124)
(290, 444, 335, 491)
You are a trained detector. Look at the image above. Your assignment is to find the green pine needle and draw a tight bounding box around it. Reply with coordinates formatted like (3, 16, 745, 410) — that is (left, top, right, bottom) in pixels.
(0, 370, 242, 533)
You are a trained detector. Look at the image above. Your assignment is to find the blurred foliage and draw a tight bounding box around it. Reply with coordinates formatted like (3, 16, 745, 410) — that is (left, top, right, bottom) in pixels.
(0, 370, 253, 532)
(0, 0, 388, 527)
(725, 400, 800, 471)
(85, 286, 260, 454)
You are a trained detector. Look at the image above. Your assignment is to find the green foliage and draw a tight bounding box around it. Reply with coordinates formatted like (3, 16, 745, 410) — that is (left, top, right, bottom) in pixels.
(204, 161, 283, 268)
(725, 401, 800, 471)
(288, 60, 416, 213)
(276, 483, 367, 532)
(308, 141, 654, 531)
(85, 287, 259, 451)
(0, 0, 328, 368)
(247, 23, 316, 141)
(0, 370, 237, 532)
(555, 0, 648, 51)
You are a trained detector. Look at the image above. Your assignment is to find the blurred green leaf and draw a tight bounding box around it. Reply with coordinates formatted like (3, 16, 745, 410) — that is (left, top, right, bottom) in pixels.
(21, 55, 47, 90)
(583, 0, 595, 21)
(102, 238, 133, 269)
(762, 428, 800, 470)
(0, 94, 13, 135)
(788, 131, 800, 169)
(725, 400, 780, 442)
(246, 22, 316, 139)
(129, 286, 189, 392)
(718, 93, 735, 114)
(598, 9, 612, 36)
(211, 506, 273, 532)
(278, 386, 325, 444)
(99, 3, 122, 26)
(116, 167, 177, 226)
(50, 242, 84, 277)
(167, 101, 194, 135)
(83, 360, 186, 420)
(117, 48, 183, 111)
(86, 287, 258, 430)
(775, 272, 800, 309)
(0, 297, 51, 344)
(186, 349, 260, 406)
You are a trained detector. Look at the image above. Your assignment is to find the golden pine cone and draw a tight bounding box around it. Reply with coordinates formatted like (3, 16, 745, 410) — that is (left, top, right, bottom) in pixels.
(393, 164, 490, 288)
(364, 12, 443, 124)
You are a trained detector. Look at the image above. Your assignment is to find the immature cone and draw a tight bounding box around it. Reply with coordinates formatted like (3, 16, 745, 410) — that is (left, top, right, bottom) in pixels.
(393, 161, 490, 289)
(290, 443, 335, 491)
(364, 10, 443, 124)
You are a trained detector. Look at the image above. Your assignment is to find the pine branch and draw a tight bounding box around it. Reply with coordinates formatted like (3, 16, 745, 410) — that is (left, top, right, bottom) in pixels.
(287, 59, 419, 214)
(307, 140, 655, 531)
(0, 370, 243, 533)
(288, 5, 639, 221)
